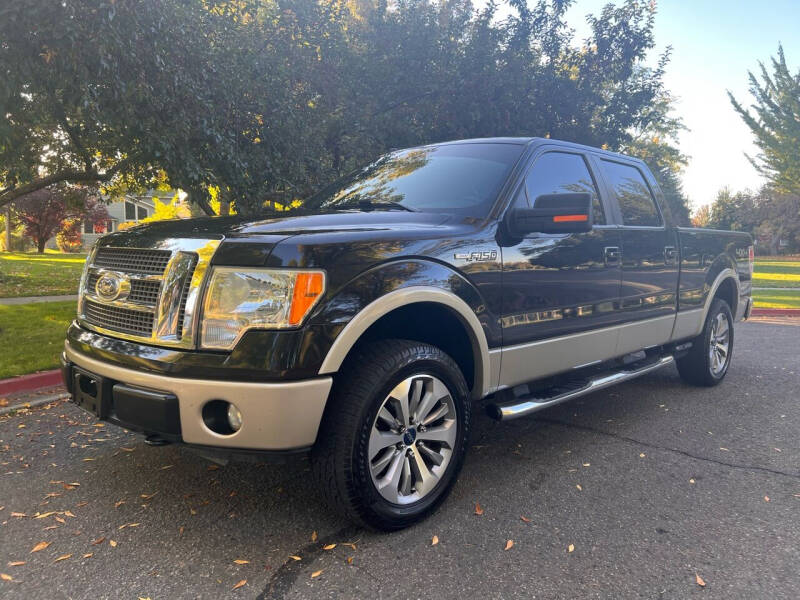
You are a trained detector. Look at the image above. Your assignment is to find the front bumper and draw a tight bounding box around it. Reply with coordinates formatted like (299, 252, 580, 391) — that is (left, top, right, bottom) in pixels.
(63, 341, 332, 451)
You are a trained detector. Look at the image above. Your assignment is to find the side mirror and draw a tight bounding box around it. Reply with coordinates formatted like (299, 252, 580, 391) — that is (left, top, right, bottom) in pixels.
(505, 192, 593, 237)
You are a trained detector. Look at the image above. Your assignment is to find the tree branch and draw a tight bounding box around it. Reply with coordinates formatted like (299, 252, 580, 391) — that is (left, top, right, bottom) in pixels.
(0, 159, 132, 208)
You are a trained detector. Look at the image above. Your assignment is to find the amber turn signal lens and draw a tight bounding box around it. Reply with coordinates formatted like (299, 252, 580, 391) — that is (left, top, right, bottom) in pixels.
(552, 214, 589, 223)
(289, 272, 325, 325)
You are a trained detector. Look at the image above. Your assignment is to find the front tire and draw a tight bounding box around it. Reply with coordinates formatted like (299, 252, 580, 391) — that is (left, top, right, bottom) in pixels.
(312, 339, 470, 531)
(676, 298, 734, 386)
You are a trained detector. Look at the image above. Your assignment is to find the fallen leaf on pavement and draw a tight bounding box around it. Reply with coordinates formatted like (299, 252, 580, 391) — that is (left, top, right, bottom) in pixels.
(431, 535, 439, 546)
(118, 523, 140, 530)
(576, 484, 582, 491)
(83, 553, 93, 559)
(233, 559, 249, 565)
(310, 531, 317, 542)
(31, 541, 50, 553)
(474, 502, 484, 516)
(114, 500, 125, 509)
(695, 573, 706, 587)
(568, 544, 575, 553)
(7, 562, 25, 567)
(639, 453, 646, 458)
(232, 579, 246, 590)
(1, 573, 12, 582)
(289, 555, 301, 561)
(141, 493, 157, 500)
(91, 537, 105, 545)
(504, 540, 514, 550)
(346, 556, 354, 565)
(311, 570, 323, 578)
(11, 512, 27, 518)
(764, 496, 770, 502)
(109, 540, 117, 547)
(54, 554, 72, 563)
(520, 516, 531, 523)
(323, 544, 336, 550)
(689, 479, 696, 484)
(582, 463, 590, 467)
(34, 512, 56, 519)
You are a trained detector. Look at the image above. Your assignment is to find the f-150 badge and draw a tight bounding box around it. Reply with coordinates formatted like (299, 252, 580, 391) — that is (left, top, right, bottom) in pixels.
(454, 250, 498, 262)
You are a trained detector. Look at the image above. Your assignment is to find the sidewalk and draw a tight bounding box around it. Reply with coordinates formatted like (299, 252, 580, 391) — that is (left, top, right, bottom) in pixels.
(0, 294, 78, 305)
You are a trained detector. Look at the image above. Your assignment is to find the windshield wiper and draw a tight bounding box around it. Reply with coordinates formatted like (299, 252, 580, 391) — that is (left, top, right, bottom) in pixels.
(354, 199, 417, 213)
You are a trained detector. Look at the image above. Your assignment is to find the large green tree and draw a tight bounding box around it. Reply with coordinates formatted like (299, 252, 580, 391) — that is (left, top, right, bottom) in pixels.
(729, 45, 800, 195)
(2, 0, 689, 217)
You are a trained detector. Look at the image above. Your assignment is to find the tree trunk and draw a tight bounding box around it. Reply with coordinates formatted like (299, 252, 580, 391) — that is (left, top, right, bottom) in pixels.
(37, 238, 46, 253)
(3, 206, 10, 252)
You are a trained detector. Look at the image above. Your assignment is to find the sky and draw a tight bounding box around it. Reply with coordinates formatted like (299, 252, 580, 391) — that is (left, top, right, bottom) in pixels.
(530, 1, 800, 209)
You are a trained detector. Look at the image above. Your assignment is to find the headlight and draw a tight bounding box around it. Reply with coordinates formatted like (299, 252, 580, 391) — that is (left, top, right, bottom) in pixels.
(200, 268, 325, 350)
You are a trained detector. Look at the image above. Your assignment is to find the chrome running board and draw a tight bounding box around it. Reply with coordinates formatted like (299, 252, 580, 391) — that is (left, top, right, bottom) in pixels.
(487, 355, 675, 421)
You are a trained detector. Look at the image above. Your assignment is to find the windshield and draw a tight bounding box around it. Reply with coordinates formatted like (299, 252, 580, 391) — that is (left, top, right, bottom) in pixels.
(303, 143, 525, 218)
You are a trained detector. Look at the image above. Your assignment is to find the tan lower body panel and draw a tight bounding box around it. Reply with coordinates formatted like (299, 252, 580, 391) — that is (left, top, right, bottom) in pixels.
(65, 342, 332, 450)
(498, 314, 678, 389)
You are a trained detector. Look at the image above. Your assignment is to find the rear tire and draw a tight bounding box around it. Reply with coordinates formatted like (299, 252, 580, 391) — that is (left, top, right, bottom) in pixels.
(312, 339, 470, 531)
(676, 298, 734, 387)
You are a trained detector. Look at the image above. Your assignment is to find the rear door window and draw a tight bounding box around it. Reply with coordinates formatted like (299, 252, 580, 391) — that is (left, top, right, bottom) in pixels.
(600, 160, 662, 227)
(522, 152, 605, 224)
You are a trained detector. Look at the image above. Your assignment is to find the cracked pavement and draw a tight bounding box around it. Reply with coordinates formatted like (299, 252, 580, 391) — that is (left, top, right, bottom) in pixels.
(1, 317, 798, 599)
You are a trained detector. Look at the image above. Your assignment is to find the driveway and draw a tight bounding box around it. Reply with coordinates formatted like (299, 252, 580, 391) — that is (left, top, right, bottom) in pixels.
(1, 317, 798, 599)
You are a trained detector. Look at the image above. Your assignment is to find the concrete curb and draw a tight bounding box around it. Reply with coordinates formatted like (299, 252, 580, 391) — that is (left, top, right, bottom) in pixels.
(0, 369, 62, 395)
(750, 307, 800, 317)
(0, 392, 69, 416)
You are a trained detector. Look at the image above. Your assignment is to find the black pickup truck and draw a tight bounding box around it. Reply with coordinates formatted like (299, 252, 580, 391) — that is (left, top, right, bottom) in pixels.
(62, 137, 753, 530)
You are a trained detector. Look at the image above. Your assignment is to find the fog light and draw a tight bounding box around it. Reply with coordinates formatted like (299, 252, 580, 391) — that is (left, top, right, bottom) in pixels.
(227, 403, 243, 432)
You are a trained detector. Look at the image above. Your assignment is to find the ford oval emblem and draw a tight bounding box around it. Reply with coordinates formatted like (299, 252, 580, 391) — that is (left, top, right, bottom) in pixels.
(95, 272, 123, 301)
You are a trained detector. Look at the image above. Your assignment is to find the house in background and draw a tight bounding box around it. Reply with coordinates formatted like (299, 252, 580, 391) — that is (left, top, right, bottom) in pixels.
(79, 189, 184, 249)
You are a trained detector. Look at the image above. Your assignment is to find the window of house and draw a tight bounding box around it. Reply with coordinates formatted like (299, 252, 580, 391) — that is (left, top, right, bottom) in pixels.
(125, 201, 136, 221)
(137, 206, 148, 220)
(600, 160, 662, 227)
(83, 221, 93, 234)
(521, 152, 605, 224)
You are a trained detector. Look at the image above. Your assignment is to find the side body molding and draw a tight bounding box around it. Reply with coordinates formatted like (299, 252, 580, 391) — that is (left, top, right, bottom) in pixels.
(318, 286, 492, 399)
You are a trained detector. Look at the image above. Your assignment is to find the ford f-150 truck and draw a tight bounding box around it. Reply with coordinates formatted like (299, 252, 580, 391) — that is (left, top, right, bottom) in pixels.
(62, 137, 753, 530)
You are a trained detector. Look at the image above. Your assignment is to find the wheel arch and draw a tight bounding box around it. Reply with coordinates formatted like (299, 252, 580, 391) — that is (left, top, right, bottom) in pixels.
(318, 287, 492, 400)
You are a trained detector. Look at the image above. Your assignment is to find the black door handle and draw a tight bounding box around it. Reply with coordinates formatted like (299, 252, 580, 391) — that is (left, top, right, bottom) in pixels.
(664, 246, 677, 265)
(604, 246, 621, 266)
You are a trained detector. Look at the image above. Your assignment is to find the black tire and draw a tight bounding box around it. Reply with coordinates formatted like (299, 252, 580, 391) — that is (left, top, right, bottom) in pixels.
(676, 298, 734, 387)
(311, 339, 471, 531)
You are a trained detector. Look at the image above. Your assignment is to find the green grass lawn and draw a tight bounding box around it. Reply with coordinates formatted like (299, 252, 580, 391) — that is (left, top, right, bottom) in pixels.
(0, 251, 86, 298)
(0, 301, 74, 379)
(752, 289, 800, 309)
(752, 258, 800, 307)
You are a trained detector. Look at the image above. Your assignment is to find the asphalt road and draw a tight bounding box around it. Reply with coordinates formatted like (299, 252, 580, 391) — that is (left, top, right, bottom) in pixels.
(1, 317, 798, 599)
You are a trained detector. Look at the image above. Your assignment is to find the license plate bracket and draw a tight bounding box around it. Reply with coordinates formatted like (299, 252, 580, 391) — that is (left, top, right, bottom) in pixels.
(71, 367, 110, 419)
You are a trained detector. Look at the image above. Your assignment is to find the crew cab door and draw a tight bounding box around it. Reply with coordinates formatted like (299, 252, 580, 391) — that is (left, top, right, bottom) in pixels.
(497, 150, 622, 384)
(593, 157, 680, 353)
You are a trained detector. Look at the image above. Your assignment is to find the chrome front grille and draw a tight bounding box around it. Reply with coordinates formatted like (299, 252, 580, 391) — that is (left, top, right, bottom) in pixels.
(84, 299, 155, 336)
(86, 272, 162, 306)
(93, 247, 172, 274)
(78, 239, 221, 348)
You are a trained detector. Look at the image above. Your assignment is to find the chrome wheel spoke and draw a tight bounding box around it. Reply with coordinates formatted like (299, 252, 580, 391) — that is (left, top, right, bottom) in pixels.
(417, 420, 457, 449)
(399, 455, 413, 496)
(376, 451, 405, 503)
(422, 402, 449, 426)
(417, 441, 444, 466)
(376, 406, 399, 429)
(409, 446, 437, 497)
(369, 430, 403, 460)
(408, 379, 424, 418)
(371, 448, 396, 477)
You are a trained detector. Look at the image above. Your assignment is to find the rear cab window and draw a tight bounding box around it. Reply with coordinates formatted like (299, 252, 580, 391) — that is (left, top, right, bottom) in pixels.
(599, 160, 662, 227)
(517, 151, 606, 225)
